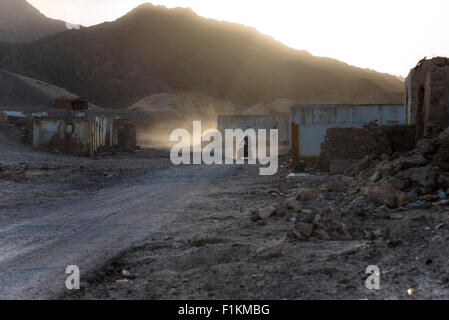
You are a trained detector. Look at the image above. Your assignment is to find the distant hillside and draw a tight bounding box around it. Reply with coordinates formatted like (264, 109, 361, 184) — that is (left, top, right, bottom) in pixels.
(0, 3, 404, 110)
(0, 69, 52, 109)
(0, 69, 104, 113)
(0, 0, 66, 43)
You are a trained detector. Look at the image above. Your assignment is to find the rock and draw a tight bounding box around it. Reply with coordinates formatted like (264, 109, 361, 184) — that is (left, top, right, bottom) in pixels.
(375, 205, 390, 215)
(0, 164, 4, 172)
(420, 194, 438, 202)
(380, 153, 390, 161)
(275, 206, 287, 217)
(348, 196, 370, 215)
(121, 270, 132, 278)
(416, 138, 437, 157)
(312, 229, 331, 240)
(296, 188, 321, 202)
(369, 180, 398, 208)
(409, 165, 439, 189)
(290, 229, 307, 240)
(433, 200, 449, 207)
(284, 197, 302, 212)
(348, 155, 374, 176)
(359, 187, 371, 197)
(364, 230, 376, 240)
(298, 210, 315, 223)
(250, 211, 261, 222)
(325, 182, 347, 193)
(258, 206, 277, 220)
(395, 155, 427, 170)
(375, 161, 395, 176)
(437, 189, 447, 200)
(14, 175, 27, 183)
(397, 191, 412, 207)
(275, 193, 288, 204)
(295, 222, 313, 237)
(369, 171, 381, 183)
(437, 173, 449, 189)
(116, 279, 129, 284)
(406, 200, 425, 209)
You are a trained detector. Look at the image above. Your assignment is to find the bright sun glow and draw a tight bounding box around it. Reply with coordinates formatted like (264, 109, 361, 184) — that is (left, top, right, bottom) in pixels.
(27, 0, 449, 77)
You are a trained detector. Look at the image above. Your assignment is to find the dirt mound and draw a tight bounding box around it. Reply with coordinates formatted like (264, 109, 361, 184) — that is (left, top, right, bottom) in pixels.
(129, 91, 237, 116)
(0, 69, 53, 110)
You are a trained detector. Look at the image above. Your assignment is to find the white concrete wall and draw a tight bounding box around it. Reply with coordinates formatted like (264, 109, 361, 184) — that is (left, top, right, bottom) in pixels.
(290, 104, 406, 158)
(217, 115, 289, 144)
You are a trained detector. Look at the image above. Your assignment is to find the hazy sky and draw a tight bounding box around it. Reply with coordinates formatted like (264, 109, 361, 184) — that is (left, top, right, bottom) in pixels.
(27, 0, 449, 77)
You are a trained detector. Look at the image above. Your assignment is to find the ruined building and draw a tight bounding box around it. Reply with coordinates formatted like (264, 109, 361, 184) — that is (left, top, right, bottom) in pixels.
(31, 117, 137, 155)
(289, 104, 406, 169)
(406, 57, 449, 141)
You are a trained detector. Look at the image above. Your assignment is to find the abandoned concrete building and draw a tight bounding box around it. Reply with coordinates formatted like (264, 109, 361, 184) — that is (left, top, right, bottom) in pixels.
(289, 104, 406, 168)
(32, 116, 113, 155)
(405, 57, 449, 141)
(217, 115, 290, 145)
(31, 116, 137, 155)
(55, 96, 89, 111)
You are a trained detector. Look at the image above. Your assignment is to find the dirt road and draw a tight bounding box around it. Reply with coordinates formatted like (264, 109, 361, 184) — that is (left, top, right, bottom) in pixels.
(0, 162, 240, 299)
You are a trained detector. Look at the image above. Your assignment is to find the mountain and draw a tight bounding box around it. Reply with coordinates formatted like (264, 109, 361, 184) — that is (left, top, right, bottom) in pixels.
(0, 0, 66, 43)
(0, 3, 404, 110)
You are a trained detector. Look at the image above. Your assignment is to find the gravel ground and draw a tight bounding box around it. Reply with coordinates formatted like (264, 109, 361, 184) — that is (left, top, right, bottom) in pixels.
(1, 123, 448, 300)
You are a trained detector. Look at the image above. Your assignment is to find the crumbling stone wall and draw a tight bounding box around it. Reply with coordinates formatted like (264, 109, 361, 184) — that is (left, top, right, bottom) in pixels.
(316, 125, 415, 172)
(406, 57, 449, 141)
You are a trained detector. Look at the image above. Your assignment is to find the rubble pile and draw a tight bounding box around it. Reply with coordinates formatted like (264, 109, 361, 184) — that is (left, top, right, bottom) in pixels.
(251, 126, 449, 242)
(316, 125, 416, 172)
(347, 126, 449, 209)
(250, 177, 365, 241)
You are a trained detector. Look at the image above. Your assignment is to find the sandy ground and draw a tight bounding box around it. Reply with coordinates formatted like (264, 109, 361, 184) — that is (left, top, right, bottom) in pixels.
(1, 123, 448, 300)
